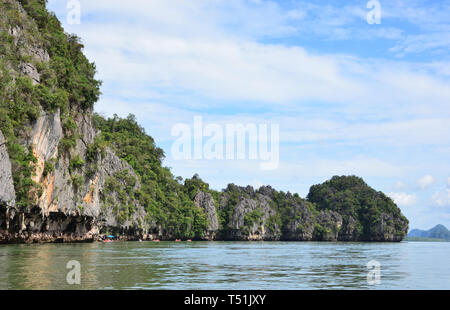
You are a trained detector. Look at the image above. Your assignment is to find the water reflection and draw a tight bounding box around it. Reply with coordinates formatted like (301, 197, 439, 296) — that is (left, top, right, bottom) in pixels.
(0, 241, 449, 289)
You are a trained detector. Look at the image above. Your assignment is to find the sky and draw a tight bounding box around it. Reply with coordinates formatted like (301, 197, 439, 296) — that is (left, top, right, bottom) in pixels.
(47, 0, 450, 230)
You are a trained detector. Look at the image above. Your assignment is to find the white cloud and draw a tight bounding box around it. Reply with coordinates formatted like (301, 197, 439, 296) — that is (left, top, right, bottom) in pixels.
(390, 33, 450, 56)
(388, 192, 417, 207)
(47, 0, 450, 114)
(432, 189, 450, 207)
(91, 31, 449, 110)
(418, 174, 435, 189)
(447, 177, 450, 188)
(394, 181, 406, 190)
(278, 117, 450, 146)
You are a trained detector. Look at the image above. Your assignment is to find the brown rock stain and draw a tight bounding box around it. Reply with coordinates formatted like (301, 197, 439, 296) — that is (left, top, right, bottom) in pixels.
(31, 146, 45, 184)
(46, 175, 55, 206)
(83, 175, 98, 204)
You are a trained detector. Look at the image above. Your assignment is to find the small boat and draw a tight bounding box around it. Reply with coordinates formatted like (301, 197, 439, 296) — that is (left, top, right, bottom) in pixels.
(187, 239, 192, 242)
(175, 239, 182, 242)
(102, 235, 117, 243)
(153, 239, 160, 242)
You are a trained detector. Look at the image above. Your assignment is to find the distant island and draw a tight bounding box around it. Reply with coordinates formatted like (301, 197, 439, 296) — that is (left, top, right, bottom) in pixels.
(0, 0, 408, 244)
(406, 224, 450, 242)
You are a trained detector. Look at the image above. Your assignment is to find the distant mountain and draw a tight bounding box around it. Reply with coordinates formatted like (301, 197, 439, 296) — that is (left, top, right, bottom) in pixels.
(408, 224, 450, 241)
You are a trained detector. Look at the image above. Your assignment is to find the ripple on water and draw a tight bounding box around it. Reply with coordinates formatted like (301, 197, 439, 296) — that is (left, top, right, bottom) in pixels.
(0, 241, 449, 289)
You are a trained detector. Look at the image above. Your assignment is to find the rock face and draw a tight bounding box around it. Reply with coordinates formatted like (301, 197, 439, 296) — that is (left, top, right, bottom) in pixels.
(19, 62, 40, 84)
(282, 200, 316, 241)
(0, 131, 15, 208)
(369, 213, 408, 242)
(194, 191, 219, 240)
(0, 0, 151, 243)
(314, 211, 343, 241)
(0, 109, 148, 243)
(203, 180, 408, 242)
(307, 175, 409, 241)
(0, 131, 16, 240)
(224, 195, 279, 241)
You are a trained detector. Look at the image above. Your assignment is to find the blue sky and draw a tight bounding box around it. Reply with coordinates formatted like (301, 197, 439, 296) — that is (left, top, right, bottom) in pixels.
(47, 0, 450, 230)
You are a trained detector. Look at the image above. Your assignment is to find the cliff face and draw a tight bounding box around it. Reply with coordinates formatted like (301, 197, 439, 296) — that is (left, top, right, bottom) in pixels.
(0, 0, 148, 242)
(0, 91, 147, 243)
(193, 179, 408, 242)
(0, 131, 15, 208)
(194, 191, 219, 240)
(0, 0, 409, 243)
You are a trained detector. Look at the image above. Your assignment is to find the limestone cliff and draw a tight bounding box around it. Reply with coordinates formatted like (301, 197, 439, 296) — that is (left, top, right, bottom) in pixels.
(0, 131, 15, 208)
(194, 191, 219, 240)
(0, 0, 148, 242)
(193, 178, 407, 242)
(0, 0, 409, 243)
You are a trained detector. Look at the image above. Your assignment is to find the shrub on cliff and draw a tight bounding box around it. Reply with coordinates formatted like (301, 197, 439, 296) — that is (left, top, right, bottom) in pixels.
(93, 113, 208, 239)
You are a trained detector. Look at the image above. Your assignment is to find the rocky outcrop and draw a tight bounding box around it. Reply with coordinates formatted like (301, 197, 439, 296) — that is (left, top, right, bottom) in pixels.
(0, 109, 149, 243)
(0, 131, 15, 208)
(194, 191, 219, 240)
(95, 148, 147, 235)
(0, 0, 149, 242)
(217, 186, 282, 241)
(281, 200, 316, 241)
(210, 182, 407, 242)
(19, 62, 40, 84)
(314, 211, 343, 241)
(1, 208, 98, 244)
(337, 216, 359, 241)
(368, 212, 408, 242)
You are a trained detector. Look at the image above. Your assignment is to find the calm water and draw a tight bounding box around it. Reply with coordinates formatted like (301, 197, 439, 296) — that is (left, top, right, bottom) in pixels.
(0, 241, 448, 290)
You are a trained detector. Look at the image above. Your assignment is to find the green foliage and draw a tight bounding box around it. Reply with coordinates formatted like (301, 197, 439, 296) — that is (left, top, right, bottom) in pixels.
(94, 113, 209, 239)
(35, 84, 68, 113)
(69, 155, 85, 173)
(217, 186, 240, 233)
(18, 0, 101, 110)
(10, 145, 42, 209)
(184, 174, 210, 200)
(59, 117, 78, 154)
(70, 174, 83, 193)
(86, 135, 107, 161)
(270, 189, 314, 232)
(58, 136, 76, 154)
(313, 224, 331, 240)
(244, 208, 263, 229)
(0, 0, 102, 209)
(307, 175, 409, 239)
(93, 113, 164, 175)
(85, 162, 98, 178)
(266, 215, 282, 234)
(42, 160, 55, 177)
(102, 170, 139, 225)
(0, 60, 41, 209)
